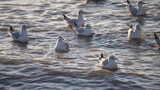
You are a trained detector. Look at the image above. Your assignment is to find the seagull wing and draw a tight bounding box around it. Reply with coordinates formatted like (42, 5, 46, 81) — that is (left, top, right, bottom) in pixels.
(65, 42, 69, 50)
(77, 28, 85, 33)
(12, 32, 20, 39)
(102, 59, 109, 66)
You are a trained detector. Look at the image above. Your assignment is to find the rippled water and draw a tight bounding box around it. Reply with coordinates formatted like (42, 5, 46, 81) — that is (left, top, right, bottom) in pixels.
(0, 0, 160, 90)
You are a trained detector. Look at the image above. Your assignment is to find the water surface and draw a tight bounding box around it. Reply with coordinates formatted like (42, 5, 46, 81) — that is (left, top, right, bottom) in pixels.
(0, 0, 160, 90)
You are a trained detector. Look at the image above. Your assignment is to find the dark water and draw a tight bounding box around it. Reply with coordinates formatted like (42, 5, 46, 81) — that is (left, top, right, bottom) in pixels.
(0, 0, 160, 90)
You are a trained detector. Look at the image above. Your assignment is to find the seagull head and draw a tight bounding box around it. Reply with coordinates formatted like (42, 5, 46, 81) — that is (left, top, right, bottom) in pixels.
(79, 10, 85, 15)
(58, 36, 64, 41)
(99, 53, 104, 59)
(21, 24, 28, 30)
(138, 0, 146, 6)
(98, 53, 104, 62)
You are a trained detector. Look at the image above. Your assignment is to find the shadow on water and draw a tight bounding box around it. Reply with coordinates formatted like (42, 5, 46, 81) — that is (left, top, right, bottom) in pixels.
(77, 35, 93, 42)
(128, 40, 143, 46)
(136, 17, 145, 25)
(86, 0, 107, 4)
(11, 41, 28, 49)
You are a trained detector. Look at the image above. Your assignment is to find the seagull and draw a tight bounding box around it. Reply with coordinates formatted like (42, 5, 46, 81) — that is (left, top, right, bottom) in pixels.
(128, 23, 142, 40)
(98, 53, 118, 71)
(154, 32, 160, 47)
(8, 24, 28, 44)
(126, 0, 146, 16)
(75, 24, 94, 37)
(63, 10, 85, 30)
(54, 36, 70, 53)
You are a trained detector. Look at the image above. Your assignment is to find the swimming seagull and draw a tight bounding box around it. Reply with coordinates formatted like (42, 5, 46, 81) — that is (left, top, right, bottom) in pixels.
(126, 0, 146, 16)
(8, 24, 28, 44)
(75, 24, 94, 37)
(98, 53, 118, 71)
(63, 10, 85, 30)
(55, 36, 70, 53)
(154, 32, 160, 47)
(128, 23, 142, 40)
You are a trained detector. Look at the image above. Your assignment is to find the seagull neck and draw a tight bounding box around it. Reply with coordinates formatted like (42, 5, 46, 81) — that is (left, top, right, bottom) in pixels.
(78, 13, 83, 20)
(138, 4, 143, 9)
(134, 24, 141, 31)
(20, 26, 27, 37)
(58, 39, 64, 44)
(21, 27, 26, 33)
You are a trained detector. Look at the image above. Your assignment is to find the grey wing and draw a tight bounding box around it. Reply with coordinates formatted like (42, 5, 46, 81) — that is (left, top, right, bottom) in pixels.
(129, 5, 137, 15)
(102, 59, 108, 66)
(77, 28, 85, 33)
(12, 32, 20, 39)
(71, 19, 78, 25)
(64, 43, 69, 51)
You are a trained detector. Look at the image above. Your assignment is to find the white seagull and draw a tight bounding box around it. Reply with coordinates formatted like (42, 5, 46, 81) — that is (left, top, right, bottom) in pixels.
(8, 24, 28, 44)
(126, 0, 146, 16)
(128, 23, 143, 40)
(98, 53, 118, 71)
(63, 10, 85, 30)
(55, 36, 70, 53)
(75, 24, 94, 37)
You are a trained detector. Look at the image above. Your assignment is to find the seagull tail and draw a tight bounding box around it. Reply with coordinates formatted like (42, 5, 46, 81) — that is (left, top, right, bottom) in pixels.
(154, 32, 160, 45)
(63, 14, 70, 21)
(127, 0, 130, 4)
